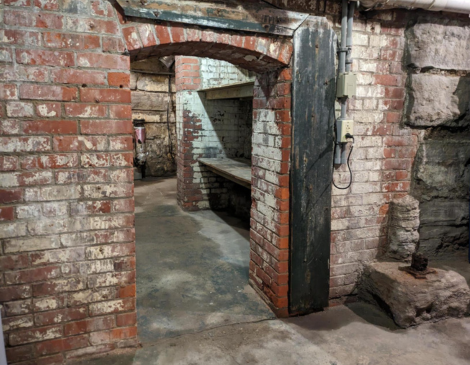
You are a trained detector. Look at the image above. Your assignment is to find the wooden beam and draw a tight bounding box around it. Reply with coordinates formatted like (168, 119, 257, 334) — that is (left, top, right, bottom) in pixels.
(116, 0, 308, 36)
(289, 16, 336, 315)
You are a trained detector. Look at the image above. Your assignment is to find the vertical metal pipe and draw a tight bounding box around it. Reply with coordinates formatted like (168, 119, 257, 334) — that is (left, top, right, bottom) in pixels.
(346, 1, 356, 73)
(339, 0, 348, 121)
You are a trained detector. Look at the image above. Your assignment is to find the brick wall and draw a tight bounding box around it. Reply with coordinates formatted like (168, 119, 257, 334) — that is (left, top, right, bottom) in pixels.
(0, 1, 137, 363)
(130, 59, 176, 177)
(175, 56, 254, 210)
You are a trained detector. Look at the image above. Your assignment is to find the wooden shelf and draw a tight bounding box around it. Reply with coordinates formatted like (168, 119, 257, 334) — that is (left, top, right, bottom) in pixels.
(198, 158, 251, 189)
(198, 81, 254, 100)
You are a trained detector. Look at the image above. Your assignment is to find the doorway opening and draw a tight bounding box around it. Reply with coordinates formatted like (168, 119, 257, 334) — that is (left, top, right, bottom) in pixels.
(131, 55, 277, 343)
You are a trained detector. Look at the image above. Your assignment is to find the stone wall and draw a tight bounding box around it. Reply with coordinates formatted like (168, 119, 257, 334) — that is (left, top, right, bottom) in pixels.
(404, 18, 470, 257)
(130, 59, 176, 177)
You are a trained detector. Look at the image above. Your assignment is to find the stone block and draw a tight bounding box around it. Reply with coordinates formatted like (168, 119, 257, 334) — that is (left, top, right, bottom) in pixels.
(413, 140, 470, 200)
(385, 195, 420, 260)
(404, 74, 470, 128)
(406, 19, 470, 70)
(359, 261, 470, 328)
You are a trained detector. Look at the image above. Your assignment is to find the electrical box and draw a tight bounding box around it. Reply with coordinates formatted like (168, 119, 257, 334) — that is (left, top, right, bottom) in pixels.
(336, 119, 354, 143)
(336, 72, 357, 98)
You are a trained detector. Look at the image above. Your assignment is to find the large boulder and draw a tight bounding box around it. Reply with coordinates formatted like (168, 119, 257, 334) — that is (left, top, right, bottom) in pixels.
(385, 195, 420, 261)
(359, 261, 470, 328)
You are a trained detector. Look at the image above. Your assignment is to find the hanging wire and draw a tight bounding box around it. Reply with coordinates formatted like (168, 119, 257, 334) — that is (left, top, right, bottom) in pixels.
(332, 134, 354, 190)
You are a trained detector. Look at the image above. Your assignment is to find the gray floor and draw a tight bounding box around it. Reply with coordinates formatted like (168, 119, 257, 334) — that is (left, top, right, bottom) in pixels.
(71, 302, 470, 365)
(69, 177, 470, 364)
(133, 177, 274, 344)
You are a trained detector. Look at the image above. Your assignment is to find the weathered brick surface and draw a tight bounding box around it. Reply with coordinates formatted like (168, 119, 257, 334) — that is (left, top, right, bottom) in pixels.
(0, 1, 135, 363)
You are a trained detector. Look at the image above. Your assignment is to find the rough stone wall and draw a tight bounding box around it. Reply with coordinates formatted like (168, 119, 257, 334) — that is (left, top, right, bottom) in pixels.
(0, 1, 137, 364)
(130, 59, 176, 177)
(405, 18, 470, 257)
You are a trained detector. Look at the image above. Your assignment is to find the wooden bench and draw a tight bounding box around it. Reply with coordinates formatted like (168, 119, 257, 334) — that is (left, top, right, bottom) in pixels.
(198, 158, 251, 189)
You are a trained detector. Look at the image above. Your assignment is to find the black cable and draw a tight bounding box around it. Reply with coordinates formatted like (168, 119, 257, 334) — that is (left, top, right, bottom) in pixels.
(332, 134, 354, 190)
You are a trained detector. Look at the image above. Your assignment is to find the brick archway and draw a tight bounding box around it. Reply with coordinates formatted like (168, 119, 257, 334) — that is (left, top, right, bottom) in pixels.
(121, 22, 293, 73)
(121, 19, 293, 316)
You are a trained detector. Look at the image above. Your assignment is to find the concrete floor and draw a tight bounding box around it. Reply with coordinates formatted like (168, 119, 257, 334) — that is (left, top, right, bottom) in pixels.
(69, 177, 470, 364)
(133, 177, 273, 344)
(71, 302, 470, 365)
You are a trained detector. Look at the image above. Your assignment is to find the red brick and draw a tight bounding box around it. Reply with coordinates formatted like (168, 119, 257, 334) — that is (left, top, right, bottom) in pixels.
(34, 307, 87, 326)
(65, 103, 107, 118)
(122, 26, 142, 51)
(0, 155, 18, 171)
(109, 105, 132, 119)
(23, 120, 78, 134)
(43, 32, 100, 50)
(89, 298, 135, 316)
(108, 72, 130, 88)
(0, 65, 48, 83)
(0, 189, 23, 204)
(36, 103, 61, 118)
(111, 152, 133, 167)
(6, 345, 34, 363)
(0, 254, 29, 271)
(137, 24, 157, 47)
(3, 29, 41, 47)
(53, 136, 107, 152)
(9, 325, 63, 346)
(170, 24, 186, 43)
(77, 53, 129, 70)
(80, 88, 131, 103)
(35, 335, 88, 356)
(0, 206, 15, 221)
(0, 84, 18, 100)
(21, 153, 78, 169)
(113, 257, 136, 272)
(112, 198, 134, 213)
(116, 312, 136, 327)
(16, 49, 74, 67)
(64, 316, 115, 336)
(51, 69, 106, 85)
(71, 200, 111, 215)
(81, 120, 132, 134)
(19, 85, 77, 101)
(32, 277, 85, 296)
(102, 37, 126, 53)
(110, 326, 137, 340)
(4, 10, 63, 29)
(67, 17, 119, 34)
(109, 136, 133, 151)
(118, 284, 135, 298)
(5, 266, 61, 285)
(0, 285, 31, 302)
(155, 24, 172, 44)
(34, 0, 59, 10)
(91, 0, 114, 17)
